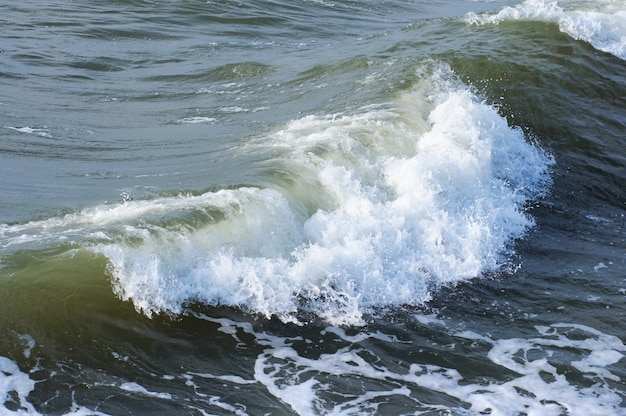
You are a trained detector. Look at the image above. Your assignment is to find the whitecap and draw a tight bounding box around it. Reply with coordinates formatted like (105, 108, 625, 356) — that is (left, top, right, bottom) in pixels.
(466, 0, 626, 60)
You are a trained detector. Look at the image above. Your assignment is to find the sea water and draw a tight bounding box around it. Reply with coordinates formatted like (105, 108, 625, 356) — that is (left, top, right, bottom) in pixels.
(1, 0, 625, 414)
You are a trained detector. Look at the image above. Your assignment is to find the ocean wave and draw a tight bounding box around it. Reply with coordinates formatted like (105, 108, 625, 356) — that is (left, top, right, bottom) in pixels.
(1, 64, 554, 326)
(466, 0, 626, 60)
(94, 64, 552, 325)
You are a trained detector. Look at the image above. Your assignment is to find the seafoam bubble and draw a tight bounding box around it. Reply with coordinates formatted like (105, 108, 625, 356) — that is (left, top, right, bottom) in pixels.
(90, 63, 553, 326)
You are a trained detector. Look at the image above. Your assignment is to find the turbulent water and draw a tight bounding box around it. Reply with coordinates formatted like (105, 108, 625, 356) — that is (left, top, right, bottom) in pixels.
(1, 0, 625, 414)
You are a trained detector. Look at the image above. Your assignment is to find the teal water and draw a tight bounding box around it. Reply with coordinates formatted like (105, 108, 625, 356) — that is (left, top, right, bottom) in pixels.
(1, 0, 625, 414)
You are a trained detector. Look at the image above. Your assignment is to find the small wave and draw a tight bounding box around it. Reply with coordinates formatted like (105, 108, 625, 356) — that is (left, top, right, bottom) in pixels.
(466, 0, 626, 60)
(172, 117, 218, 124)
(4, 126, 52, 138)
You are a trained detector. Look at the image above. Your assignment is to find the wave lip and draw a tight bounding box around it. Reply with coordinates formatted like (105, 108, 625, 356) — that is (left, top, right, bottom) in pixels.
(466, 0, 626, 60)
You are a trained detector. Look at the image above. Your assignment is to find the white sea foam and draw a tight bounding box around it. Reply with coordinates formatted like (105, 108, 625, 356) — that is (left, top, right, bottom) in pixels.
(258, 323, 624, 415)
(0, 356, 38, 415)
(173, 116, 218, 124)
(119, 382, 172, 400)
(183, 316, 626, 415)
(0, 356, 111, 415)
(17, 334, 35, 359)
(2, 319, 622, 415)
(466, 0, 626, 60)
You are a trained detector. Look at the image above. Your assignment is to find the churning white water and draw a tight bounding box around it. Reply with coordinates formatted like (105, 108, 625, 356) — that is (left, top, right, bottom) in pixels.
(88, 65, 554, 325)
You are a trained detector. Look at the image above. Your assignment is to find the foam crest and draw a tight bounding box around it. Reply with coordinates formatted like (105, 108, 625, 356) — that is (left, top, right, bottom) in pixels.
(466, 0, 626, 60)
